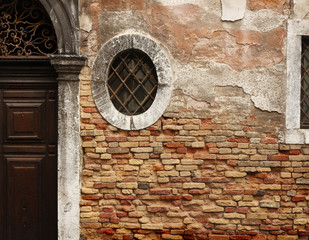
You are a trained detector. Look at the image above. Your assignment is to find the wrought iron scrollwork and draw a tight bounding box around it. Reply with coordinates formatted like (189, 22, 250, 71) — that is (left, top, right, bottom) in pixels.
(0, 0, 58, 56)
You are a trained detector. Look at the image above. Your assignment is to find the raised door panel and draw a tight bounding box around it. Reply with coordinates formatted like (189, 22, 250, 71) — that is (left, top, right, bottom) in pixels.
(7, 157, 42, 240)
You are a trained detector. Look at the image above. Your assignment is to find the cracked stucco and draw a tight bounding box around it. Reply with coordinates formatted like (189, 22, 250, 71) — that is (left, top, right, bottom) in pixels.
(172, 61, 285, 113)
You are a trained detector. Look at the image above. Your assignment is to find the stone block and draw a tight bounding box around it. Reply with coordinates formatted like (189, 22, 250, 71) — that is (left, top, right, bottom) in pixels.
(260, 201, 280, 208)
(202, 205, 224, 212)
(183, 183, 206, 189)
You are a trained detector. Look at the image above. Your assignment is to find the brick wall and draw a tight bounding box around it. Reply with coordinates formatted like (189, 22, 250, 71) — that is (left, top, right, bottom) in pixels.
(79, 79, 309, 239)
(79, 0, 309, 239)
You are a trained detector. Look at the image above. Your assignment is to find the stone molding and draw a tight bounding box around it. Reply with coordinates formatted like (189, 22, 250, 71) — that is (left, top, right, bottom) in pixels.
(50, 54, 86, 240)
(38, 0, 78, 54)
(92, 34, 173, 130)
(50, 55, 87, 81)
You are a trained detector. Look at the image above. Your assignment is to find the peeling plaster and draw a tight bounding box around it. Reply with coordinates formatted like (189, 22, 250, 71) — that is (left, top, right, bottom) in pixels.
(80, 12, 92, 32)
(239, 9, 286, 32)
(173, 60, 284, 113)
(293, 0, 309, 19)
(221, 0, 246, 21)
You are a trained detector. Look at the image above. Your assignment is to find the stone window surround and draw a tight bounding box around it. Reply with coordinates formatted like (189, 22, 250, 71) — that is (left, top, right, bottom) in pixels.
(92, 34, 173, 130)
(286, 20, 309, 144)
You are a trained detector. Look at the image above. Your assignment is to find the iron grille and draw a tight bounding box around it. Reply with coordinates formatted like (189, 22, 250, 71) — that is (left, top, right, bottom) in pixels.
(107, 49, 158, 116)
(301, 37, 309, 128)
(0, 0, 58, 56)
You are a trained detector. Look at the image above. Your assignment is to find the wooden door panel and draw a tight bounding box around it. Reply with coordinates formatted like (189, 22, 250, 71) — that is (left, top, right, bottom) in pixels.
(5, 102, 45, 141)
(7, 157, 42, 240)
(0, 81, 57, 240)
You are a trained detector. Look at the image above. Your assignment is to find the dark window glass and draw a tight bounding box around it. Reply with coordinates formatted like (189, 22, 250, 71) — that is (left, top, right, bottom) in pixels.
(107, 49, 158, 116)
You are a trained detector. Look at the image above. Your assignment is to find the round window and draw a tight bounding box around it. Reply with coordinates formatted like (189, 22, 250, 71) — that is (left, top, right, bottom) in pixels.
(107, 49, 158, 116)
(92, 34, 173, 130)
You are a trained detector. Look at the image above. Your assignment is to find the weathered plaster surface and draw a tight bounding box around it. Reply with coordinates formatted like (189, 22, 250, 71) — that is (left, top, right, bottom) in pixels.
(294, 0, 309, 19)
(173, 61, 285, 113)
(80, 0, 288, 115)
(221, 0, 246, 21)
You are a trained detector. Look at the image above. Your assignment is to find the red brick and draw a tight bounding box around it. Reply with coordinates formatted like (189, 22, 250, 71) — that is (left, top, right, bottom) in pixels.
(192, 177, 212, 183)
(223, 189, 244, 195)
(228, 137, 249, 143)
(299, 231, 309, 235)
(116, 211, 127, 217)
(98, 218, 110, 223)
(123, 235, 134, 240)
(103, 207, 114, 212)
(116, 194, 137, 200)
(267, 155, 288, 161)
(230, 236, 251, 240)
(105, 136, 127, 142)
(261, 138, 277, 144)
(292, 196, 305, 202)
(189, 189, 211, 194)
(82, 195, 102, 200)
(99, 212, 113, 218)
(281, 225, 293, 230)
(177, 147, 187, 153)
(110, 217, 120, 223)
(237, 207, 249, 213)
(94, 183, 116, 189)
(96, 124, 107, 130)
(165, 142, 185, 148)
(209, 235, 230, 240)
(147, 206, 169, 212)
(84, 107, 98, 113)
(153, 165, 164, 171)
(182, 195, 193, 201)
(97, 228, 115, 235)
(282, 150, 301, 155)
(255, 173, 268, 179)
(252, 235, 266, 240)
(160, 195, 181, 200)
(260, 225, 280, 231)
(225, 207, 236, 213)
(150, 189, 172, 195)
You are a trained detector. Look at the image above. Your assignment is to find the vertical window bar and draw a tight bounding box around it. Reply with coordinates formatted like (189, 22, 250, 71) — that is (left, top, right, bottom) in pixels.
(301, 37, 309, 128)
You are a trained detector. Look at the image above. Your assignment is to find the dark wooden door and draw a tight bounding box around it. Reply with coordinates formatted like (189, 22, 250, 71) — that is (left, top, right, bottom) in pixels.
(0, 59, 58, 240)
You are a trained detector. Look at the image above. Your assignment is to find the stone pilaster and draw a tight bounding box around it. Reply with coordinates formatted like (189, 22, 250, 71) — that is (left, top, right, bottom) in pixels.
(50, 54, 86, 240)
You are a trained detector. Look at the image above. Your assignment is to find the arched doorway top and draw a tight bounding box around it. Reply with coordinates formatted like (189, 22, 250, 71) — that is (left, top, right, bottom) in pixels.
(38, 0, 78, 54)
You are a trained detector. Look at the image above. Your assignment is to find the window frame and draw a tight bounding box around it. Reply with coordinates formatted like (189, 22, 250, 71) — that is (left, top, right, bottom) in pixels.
(286, 20, 309, 143)
(92, 34, 173, 130)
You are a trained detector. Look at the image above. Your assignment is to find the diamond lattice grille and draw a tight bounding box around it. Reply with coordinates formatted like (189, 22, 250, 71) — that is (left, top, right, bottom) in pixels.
(107, 50, 158, 116)
(301, 37, 309, 128)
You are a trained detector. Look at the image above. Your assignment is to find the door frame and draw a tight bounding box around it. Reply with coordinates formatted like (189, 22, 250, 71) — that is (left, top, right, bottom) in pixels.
(35, 0, 85, 239)
(50, 55, 86, 240)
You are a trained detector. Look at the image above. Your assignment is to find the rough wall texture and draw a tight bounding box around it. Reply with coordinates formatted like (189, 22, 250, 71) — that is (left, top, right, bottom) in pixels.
(79, 0, 309, 239)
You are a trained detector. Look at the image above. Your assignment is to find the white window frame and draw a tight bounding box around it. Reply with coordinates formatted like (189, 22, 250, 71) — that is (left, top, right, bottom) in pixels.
(286, 20, 309, 143)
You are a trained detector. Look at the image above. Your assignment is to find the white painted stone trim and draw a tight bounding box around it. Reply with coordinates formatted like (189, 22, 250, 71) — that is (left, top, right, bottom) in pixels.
(286, 20, 309, 144)
(92, 34, 173, 130)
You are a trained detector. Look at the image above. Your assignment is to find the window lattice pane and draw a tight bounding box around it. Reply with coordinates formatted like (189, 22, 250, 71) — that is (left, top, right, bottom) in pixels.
(301, 37, 309, 128)
(107, 49, 158, 116)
